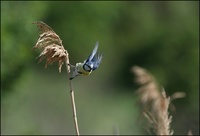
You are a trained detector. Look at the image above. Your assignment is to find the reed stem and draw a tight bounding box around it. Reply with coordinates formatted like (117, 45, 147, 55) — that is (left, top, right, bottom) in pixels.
(65, 60, 80, 135)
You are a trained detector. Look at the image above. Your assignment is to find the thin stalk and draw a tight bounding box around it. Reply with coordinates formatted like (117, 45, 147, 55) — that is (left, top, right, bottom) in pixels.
(65, 59, 80, 135)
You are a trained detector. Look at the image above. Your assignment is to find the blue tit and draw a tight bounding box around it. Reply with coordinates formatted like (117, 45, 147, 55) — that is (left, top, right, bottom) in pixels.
(69, 41, 103, 80)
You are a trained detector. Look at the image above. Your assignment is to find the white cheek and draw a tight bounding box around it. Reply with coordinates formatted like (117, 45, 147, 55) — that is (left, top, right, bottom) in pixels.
(85, 66, 91, 71)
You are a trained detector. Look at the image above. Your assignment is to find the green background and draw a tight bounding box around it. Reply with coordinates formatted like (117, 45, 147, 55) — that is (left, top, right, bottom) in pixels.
(1, 1, 199, 135)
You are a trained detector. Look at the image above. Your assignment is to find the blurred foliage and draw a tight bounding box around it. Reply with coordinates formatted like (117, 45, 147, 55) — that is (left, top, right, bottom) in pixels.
(1, 1, 199, 135)
(1, 1, 49, 91)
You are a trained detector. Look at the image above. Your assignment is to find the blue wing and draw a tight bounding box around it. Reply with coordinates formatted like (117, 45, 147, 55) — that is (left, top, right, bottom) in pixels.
(84, 41, 103, 71)
(85, 41, 99, 63)
(91, 52, 103, 70)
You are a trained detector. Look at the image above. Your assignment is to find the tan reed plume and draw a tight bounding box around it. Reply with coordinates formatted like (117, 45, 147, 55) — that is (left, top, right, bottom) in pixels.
(131, 66, 186, 135)
(32, 21, 79, 135)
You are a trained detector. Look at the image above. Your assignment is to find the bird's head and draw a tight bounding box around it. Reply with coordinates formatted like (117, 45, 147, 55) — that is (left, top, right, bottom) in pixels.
(83, 62, 93, 72)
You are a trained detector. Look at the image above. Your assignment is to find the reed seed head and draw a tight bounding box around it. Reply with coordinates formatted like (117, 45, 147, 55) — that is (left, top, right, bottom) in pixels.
(33, 21, 69, 73)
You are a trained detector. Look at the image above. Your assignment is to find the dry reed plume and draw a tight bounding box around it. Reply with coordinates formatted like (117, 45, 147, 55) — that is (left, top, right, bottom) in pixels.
(131, 66, 187, 135)
(33, 21, 69, 73)
(32, 21, 79, 135)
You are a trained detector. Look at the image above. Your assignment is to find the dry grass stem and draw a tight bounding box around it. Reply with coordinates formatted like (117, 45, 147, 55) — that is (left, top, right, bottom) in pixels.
(170, 92, 186, 102)
(33, 21, 79, 135)
(131, 66, 175, 135)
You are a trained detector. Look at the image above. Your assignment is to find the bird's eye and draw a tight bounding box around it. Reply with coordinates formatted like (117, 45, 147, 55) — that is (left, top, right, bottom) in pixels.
(83, 64, 92, 72)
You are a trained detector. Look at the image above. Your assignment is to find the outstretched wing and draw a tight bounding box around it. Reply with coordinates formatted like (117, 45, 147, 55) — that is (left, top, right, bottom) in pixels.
(91, 52, 103, 70)
(85, 41, 99, 63)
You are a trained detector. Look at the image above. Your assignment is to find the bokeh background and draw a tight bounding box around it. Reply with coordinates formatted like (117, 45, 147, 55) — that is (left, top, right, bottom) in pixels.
(1, 1, 199, 135)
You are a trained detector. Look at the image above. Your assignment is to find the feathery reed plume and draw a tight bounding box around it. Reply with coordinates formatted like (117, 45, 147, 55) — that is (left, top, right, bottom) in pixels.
(32, 21, 79, 135)
(131, 66, 176, 135)
(33, 21, 69, 73)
